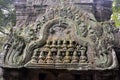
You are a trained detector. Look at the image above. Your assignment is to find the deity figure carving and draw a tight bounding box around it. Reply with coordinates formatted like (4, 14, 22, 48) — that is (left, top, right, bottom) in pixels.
(1, 5, 118, 70)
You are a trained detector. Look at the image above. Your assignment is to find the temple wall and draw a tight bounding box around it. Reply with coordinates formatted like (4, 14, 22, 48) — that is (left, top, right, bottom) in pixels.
(1, 0, 119, 80)
(14, 0, 113, 25)
(14, 0, 95, 25)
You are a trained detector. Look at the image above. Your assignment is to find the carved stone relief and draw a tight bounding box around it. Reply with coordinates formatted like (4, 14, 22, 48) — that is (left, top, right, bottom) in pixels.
(1, 5, 118, 70)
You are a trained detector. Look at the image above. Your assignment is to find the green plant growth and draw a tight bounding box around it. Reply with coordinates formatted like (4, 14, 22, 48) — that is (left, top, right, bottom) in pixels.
(112, 0, 120, 27)
(0, 34, 7, 52)
(0, 0, 16, 52)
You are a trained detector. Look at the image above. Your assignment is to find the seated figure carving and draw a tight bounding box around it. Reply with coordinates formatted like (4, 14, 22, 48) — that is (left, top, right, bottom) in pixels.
(1, 5, 118, 70)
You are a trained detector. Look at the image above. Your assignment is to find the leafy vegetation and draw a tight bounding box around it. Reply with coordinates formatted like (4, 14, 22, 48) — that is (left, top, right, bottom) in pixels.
(112, 0, 120, 27)
(0, 0, 16, 52)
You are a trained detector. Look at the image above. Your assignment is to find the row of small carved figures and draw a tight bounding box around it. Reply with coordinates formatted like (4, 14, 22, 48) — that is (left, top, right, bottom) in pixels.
(30, 50, 88, 64)
(46, 40, 77, 46)
(43, 40, 87, 52)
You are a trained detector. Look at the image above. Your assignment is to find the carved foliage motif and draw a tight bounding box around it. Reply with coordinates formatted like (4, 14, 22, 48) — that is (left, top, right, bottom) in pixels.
(2, 5, 118, 69)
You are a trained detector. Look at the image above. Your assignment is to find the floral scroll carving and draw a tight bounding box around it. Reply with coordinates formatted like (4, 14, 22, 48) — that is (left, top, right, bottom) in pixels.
(1, 6, 118, 70)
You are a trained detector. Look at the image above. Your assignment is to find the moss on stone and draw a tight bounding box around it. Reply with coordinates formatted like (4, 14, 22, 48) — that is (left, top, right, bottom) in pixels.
(112, 0, 120, 27)
(0, 35, 7, 53)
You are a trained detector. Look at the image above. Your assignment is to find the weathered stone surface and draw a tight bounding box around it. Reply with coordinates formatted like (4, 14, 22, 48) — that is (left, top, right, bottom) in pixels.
(1, 5, 118, 70)
(14, 0, 113, 25)
(0, 0, 120, 80)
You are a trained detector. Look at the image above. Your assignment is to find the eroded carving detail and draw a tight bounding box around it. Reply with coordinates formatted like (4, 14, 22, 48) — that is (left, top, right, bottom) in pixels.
(1, 5, 118, 70)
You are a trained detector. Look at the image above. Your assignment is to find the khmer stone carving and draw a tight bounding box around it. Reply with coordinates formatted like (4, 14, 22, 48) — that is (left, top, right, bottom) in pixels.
(0, 4, 118, 71)
(1, 0, 120, 80)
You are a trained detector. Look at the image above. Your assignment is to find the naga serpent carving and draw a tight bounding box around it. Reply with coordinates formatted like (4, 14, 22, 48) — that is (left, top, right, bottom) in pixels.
(3, 6, 118, 69)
